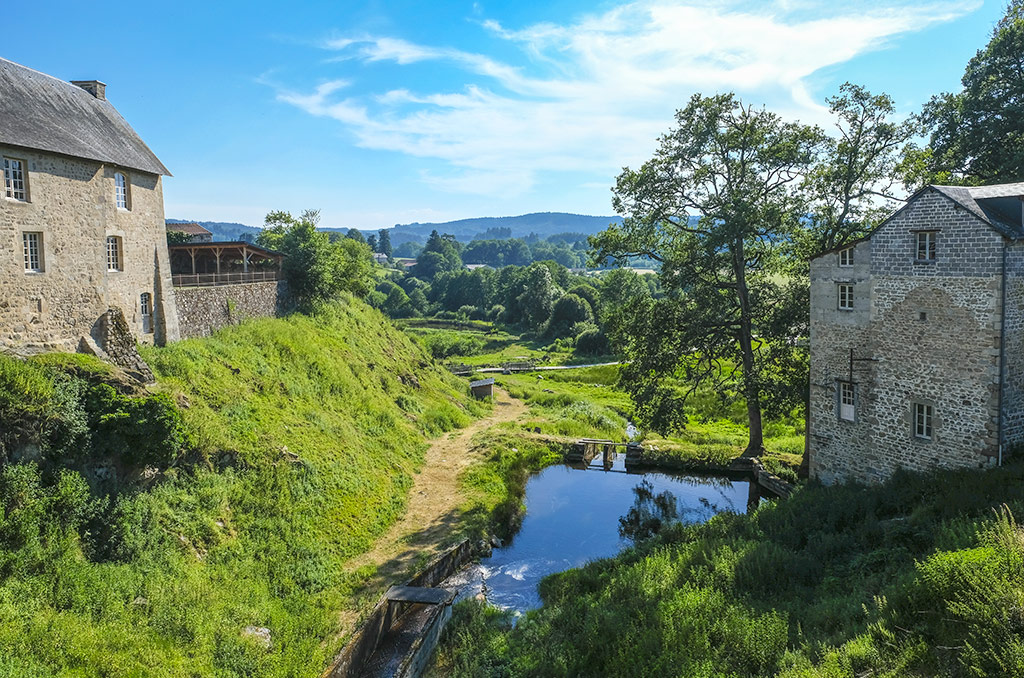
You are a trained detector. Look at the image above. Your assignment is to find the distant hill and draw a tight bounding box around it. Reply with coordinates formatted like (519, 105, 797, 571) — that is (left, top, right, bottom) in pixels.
(166, 219, 261, 242)
(383, 212, 623, 245)
(168, 212, 623, 246)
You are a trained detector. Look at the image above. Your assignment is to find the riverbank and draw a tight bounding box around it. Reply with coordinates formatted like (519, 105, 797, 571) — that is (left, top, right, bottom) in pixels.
(431, 461, 1024, 677)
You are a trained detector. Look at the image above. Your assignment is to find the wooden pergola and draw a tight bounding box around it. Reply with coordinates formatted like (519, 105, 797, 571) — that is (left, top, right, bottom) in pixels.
(168, 242, 285, 286)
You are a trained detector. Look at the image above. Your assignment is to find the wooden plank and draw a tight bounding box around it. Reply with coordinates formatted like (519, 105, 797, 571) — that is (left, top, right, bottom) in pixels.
(385, 586, 456, 605)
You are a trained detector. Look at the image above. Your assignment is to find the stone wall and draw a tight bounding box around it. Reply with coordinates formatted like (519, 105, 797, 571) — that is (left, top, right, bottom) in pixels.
(0, 144, 179, 352)
(1001, 240, 1024, 451)
(809, 190, 1005, 484)
(174, 280, 288, 339)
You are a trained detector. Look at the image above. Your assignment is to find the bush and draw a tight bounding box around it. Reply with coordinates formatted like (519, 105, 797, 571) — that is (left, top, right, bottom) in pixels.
(86, 385, 190, 465)
(575, 328, 610, 355)
(417, 331, 486, 359)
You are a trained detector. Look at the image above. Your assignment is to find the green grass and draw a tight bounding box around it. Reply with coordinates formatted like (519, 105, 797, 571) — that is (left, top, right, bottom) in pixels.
(433, 462, 1024, 678)
(0, 294, 486, 677)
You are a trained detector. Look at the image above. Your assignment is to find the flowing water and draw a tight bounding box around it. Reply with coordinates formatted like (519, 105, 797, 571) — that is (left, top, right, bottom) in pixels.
(445, 454, 751, 616)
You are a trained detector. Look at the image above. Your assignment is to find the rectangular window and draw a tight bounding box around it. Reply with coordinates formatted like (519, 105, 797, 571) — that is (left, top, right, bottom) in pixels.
(106, 236, 122, 271)
(114, 172, 129, 210)
(838, 247, 853, 267)
(914, 403, 934, 440)
(916, 231, 937, 261)
(839, 382, 855, 421)
(22, 232, 42, 272)
(3, 157, 27, 201)
(837, 284, 854, 310)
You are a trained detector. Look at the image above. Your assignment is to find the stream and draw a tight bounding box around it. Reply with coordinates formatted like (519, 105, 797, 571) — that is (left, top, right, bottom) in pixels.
(444, 453, 751, 615)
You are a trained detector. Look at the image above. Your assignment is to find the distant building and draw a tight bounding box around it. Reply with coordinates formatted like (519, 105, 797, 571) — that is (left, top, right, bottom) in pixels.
(809, 182, 1024, 484)
(167, 221, 212, 243)
(0, 57, 179, 350)
(372, 252, 389, 264)
(470, 377, 495, 399)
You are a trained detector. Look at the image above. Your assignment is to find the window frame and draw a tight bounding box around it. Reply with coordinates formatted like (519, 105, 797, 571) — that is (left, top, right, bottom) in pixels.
(837, 283, 854, 311)
(913, 402, 934, 440)
(22, 231, 43, 272)
(838, 381, 856, 422)
(838, 247, 854, 267)
(106, 235, 123, 272)
(114, 172, 130, 210)
(916, 231, 937, 262)
(3, 156, 29, 202)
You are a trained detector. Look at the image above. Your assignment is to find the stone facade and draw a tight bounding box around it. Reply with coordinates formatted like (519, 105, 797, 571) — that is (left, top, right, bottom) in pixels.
(174, 280, 289, 339)
(809, 187, 1024, 484)
(0, 144, 180, 351)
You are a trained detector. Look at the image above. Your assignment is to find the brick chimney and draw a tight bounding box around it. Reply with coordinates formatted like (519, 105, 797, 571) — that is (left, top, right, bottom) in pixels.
(71, 80, 106, 100)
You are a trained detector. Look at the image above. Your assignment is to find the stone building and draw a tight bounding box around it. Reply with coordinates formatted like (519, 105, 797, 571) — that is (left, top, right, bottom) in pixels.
(166, 221, 213, 243)
(0, 57, 179, 351)
(809, 182, 1024, 484)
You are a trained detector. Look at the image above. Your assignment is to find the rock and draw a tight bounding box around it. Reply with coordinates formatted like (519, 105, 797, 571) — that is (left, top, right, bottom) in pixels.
(490, 535, 503, 548)
(243, 626, 272, 650)
(131, 596, 149, 608)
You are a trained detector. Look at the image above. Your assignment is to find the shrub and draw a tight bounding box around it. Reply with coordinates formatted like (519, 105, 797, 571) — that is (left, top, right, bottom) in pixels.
(86, 385, 189, 465)
(575, 328, 610, 355)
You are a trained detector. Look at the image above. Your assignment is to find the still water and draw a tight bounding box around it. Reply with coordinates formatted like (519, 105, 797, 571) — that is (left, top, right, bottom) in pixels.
(446, 455, 751, 615)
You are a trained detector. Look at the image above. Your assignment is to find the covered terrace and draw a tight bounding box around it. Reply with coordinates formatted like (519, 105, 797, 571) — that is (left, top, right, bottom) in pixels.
(168, 241, 285, 287)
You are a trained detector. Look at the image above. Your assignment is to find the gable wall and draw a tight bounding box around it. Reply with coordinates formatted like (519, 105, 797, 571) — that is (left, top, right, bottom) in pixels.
(810, 191, 1004, 483)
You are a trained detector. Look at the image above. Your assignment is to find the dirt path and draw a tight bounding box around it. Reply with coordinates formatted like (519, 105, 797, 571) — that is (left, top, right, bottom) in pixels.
(340, 387, 527, 605)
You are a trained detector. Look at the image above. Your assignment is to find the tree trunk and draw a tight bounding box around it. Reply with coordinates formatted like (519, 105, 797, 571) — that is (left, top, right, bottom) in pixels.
(733, 238, 764, 458)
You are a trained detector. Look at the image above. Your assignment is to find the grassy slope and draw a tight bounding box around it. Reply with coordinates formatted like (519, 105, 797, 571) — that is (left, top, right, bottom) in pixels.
(0, 296, 484, 677)
(434, 463, 1024, 678)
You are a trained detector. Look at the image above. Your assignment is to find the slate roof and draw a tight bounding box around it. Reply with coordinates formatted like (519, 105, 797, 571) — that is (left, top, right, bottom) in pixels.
(930, 184, 1023, 238)
(0, 57, 169, 175)
(167, 222, 212, 236)
(470, 378, 495, 388)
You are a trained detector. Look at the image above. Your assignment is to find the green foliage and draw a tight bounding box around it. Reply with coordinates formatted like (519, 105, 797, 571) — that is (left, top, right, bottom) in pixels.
(544, 293, 592, 338)
(436, 463, 1024, 678)
(0, 297, 482, 677)
(257, 209, 374, 308)
(574, 327, 609, 356)
(593, 93, 819, 448)
(911, 1, 1024, 185)
(416, 230, 463, 279)
(0, 355, 187, 466)
(166, 229, 193, 246)
(412, 328, 487, 359)
(85, 385, 188, 465)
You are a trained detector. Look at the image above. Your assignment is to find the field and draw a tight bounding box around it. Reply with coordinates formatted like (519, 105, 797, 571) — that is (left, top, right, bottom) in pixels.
(401, 323, 805, 481)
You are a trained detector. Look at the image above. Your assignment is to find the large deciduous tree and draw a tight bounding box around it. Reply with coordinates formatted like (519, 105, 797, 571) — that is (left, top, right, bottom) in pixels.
(592, 94, 820, 455)
(799, 83, 915, 257)
(905, 0, 1024, 185)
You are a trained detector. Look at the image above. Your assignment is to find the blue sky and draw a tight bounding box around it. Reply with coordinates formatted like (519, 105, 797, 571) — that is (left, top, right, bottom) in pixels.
(5, 0, 1008, 229)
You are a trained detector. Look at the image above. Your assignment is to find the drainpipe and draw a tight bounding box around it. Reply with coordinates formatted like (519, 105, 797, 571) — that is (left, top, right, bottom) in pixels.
(998, 241, 1008, 466)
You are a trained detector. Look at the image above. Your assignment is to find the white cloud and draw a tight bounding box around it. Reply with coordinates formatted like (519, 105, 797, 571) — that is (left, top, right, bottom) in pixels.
(276, 0, 979, 197)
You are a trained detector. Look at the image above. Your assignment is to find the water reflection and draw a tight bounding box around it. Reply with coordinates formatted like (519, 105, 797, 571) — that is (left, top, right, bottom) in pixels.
(446, 458, 749, 615)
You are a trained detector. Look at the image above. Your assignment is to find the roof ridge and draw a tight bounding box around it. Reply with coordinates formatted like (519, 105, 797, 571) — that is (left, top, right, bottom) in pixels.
(0, 56, 84, 90)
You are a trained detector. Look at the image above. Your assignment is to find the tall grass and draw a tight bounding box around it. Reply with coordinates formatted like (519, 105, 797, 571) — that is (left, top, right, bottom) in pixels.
(433, 463, 1024, 677)
(0, 295, 484, 677)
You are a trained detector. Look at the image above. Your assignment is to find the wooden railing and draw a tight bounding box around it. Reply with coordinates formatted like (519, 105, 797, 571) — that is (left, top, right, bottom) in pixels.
(171, 271, 280, 287)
